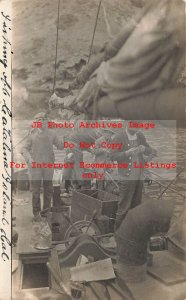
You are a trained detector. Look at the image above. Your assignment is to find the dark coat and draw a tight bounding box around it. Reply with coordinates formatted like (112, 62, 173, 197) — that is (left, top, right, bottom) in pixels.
(111, 131, 153, 177)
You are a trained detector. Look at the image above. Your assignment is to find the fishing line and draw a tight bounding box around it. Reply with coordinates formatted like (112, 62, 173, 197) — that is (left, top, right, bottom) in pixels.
(53, 0, 61, 94)
(88, 0, 102, 64)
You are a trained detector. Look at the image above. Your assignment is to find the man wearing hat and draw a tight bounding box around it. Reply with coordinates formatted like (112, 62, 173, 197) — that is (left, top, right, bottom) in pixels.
(110, 122, 155, 229)
(21, 112, 64, 220)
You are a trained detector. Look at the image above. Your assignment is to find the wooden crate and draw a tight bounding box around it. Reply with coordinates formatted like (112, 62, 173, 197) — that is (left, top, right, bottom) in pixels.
(71, 189, 119, 222)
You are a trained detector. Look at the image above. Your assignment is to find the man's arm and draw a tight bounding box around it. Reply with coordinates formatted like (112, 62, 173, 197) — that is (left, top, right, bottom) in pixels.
(66, 1, 185, 126)
(138, 132, 154, 156)
(20, 135, 33, 164)
(109, 133, 128, 161)
(53, 134, 64, 150)
(91, 136, 109, 156)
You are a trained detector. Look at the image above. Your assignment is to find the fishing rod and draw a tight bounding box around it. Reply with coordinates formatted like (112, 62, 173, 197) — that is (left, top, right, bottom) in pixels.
(157, 167, 185, 200)
(48, 0, 102, 116)
(13, 0, 100, 150)
(47, 0, 161, 118)
(13, 0, 61, 150)
(52, 0, 61, 94)
(146, 167, 185, 199)
(88, 0, 102, 64)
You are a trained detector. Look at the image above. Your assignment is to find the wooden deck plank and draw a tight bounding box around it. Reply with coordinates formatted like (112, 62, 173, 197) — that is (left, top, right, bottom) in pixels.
(17, 230, 50, 256)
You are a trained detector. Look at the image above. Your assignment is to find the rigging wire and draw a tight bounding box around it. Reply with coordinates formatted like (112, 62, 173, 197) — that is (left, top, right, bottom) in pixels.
(52, 0, 61, 94)
(87, 0, 102, 64)
(102, 0, 113, 38)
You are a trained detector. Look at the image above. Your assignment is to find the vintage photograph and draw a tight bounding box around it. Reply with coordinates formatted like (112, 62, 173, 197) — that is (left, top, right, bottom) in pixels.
(1, 0, 186, 299)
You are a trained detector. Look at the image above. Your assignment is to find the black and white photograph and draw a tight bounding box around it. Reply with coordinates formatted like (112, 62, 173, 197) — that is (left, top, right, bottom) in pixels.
(0, 0, 186, 299)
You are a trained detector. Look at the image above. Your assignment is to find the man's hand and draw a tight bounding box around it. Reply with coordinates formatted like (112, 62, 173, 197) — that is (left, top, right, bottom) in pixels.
(26, 157, 32, 166)
(138, 145, 146, 153)
(151, 148, 157, 156)
(125, 147, 139, 156)
(65, 152, 75, 163)
(66, 153, 74, 160)
(48, 93, 64, 109)
(76, 77, 100, 112)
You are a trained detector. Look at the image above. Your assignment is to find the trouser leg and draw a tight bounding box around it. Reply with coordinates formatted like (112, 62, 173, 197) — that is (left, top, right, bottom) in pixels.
(130, 179, 143, 209)
(115, 180, 140, 230)
(31, 169, 42, 215)
(65, 180, 71, 193)
(63, 165, 73, 193)
(65, 148, 83, 188)
(43, 168, 54, 210)
(72, 149, 84, 187)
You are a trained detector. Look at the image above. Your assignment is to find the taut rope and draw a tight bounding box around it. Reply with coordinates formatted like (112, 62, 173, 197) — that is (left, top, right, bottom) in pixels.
(52, 0, 61, 94)
(88, 0, 102, 64)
